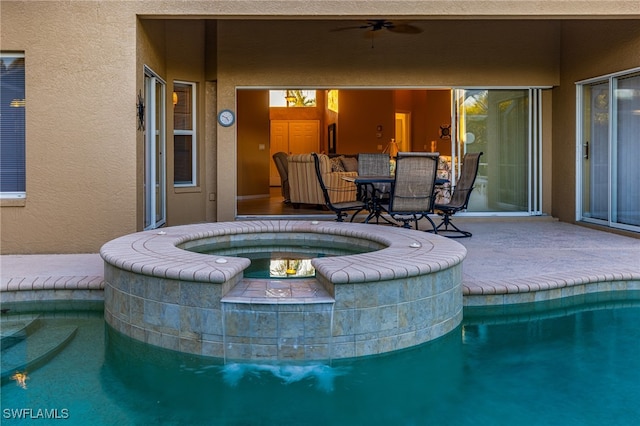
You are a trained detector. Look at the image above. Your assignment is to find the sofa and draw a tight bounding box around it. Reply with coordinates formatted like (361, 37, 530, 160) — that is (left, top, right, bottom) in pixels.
(436, 155, 452, 204)
(288, 153, 358, 207)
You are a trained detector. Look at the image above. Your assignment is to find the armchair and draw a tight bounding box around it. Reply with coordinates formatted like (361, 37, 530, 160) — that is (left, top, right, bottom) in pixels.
(288, 153, 358, 208)
(272, 152, 290, 203)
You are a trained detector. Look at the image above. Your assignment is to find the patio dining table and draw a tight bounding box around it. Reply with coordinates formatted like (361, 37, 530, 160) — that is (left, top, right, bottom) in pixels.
(342, 175, 395, 224)
(342, 175, 449, 224)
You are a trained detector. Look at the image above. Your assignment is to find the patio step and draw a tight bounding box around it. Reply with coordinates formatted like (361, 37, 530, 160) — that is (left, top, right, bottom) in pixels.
(1, 322, 77, 383)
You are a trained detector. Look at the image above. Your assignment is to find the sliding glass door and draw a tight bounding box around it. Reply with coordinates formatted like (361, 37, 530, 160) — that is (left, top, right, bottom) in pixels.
(143, 67, 167, 230)
(578, 69, 640, 231)
(452, 88, 542, 214)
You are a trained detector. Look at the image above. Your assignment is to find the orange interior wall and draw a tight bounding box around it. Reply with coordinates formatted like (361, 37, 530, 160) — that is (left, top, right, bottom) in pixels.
(337, 90, 396, 154)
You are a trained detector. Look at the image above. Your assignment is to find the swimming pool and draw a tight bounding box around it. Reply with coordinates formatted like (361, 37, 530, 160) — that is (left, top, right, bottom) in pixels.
(2, 292, 639, 425)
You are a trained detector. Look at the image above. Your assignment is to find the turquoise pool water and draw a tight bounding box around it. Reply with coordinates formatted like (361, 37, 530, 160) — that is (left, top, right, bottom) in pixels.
(187, 239, 375, 279)
(2, 293, 639, 425)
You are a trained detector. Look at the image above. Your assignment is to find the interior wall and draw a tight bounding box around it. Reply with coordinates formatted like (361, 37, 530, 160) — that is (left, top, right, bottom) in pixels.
(237, 90, 270, 197)
(424, 90, 453, 156)
(337, 90, 396, 154)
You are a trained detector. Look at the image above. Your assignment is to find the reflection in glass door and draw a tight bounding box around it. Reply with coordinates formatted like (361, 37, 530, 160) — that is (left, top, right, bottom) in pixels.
(143, 68, 166, 230)
(580, 82, 610, 222)
(453, 89, 542, 214)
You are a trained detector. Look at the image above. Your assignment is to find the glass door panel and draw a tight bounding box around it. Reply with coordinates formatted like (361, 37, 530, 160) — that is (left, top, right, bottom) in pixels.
(613, 73, 640, 227)
(144, 70, 166, 230)
(579, 70, 640, 232)
(453, 89, 531, 213)
(581, 82, 610, 222)
(154, 79, 166, 226)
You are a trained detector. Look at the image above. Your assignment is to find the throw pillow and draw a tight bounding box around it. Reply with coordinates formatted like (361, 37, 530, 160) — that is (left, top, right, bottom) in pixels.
(341, 157, 358, 172)
(330, 156, 345, 172)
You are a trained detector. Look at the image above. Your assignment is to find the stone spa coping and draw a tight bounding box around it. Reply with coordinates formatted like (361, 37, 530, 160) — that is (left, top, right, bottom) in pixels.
(98, 220, 468, 299)
(99, 220, 468, 360)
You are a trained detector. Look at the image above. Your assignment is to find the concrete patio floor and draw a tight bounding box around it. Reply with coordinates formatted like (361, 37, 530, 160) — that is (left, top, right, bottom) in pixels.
(1, 217, 639, 306)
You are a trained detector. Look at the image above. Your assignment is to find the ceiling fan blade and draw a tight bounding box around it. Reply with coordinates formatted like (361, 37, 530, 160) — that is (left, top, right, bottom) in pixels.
(386, 24, 423, 34)
(330, 24, 372, 32)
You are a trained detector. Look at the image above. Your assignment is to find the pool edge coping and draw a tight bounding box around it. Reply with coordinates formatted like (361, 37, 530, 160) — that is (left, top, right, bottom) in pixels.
(98, 220, 467, 286)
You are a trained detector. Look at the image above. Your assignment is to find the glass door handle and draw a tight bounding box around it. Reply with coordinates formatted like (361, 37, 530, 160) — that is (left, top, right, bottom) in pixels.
(583, 141, 589, 159)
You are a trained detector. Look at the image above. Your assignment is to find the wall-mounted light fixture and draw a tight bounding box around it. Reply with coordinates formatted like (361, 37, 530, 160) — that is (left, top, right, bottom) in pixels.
(172, 92, 178, 107)
(136, 91, 145, 131)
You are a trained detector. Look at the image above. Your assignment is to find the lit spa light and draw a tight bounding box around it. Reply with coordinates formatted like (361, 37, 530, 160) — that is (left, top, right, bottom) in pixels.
(11, 371, 28, 389)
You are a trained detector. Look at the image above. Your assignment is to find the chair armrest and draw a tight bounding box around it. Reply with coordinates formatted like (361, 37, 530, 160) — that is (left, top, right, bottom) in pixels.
(323, 171, 358, 202)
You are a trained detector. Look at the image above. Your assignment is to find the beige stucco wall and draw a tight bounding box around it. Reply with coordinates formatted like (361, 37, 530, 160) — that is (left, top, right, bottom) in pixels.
(552, 20, 640, 223)
(1, 1, 139, 253)
(1, 1, 639, 254)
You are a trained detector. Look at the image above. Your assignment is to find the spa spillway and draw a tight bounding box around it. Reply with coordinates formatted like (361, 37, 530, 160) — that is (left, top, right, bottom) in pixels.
(100, 220, 466, 361)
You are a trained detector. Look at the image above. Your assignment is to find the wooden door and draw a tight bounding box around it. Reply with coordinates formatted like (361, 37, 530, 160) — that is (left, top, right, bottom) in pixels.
(269, 120, 320, 186)
(288, 120, 319, 154)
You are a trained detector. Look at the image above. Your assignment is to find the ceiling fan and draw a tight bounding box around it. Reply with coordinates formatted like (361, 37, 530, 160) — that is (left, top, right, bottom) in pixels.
(331, 20, 423, 35)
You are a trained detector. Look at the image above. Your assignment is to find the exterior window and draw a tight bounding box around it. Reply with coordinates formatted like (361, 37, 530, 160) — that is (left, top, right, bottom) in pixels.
(173, 81, 196, 186)
(578, 68, 640, 232)
(269, 90, 317, 107)
(0, 53, 26, 199)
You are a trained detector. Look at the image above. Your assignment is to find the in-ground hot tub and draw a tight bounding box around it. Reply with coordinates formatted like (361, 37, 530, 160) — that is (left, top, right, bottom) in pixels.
(100, 220, 466, 361)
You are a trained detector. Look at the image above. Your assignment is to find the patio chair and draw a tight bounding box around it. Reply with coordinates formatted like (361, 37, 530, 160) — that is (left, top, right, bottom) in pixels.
(358, 153, 391, 176)
(358, 153, 391, 193)
(312, 153, 366, 222)
(433, 152, 483, 238)
(272, 151, 290, 204)
(383, 152, 439, 231)
(357, 153, 391, 221)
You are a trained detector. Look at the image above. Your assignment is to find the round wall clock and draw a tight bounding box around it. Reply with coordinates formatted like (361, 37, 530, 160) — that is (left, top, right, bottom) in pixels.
(218, 109, 235, 127)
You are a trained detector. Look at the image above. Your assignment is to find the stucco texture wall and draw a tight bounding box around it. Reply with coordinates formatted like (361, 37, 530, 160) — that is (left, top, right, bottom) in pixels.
(1, 1, 138, 253)
(552, 20, 640, 223)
